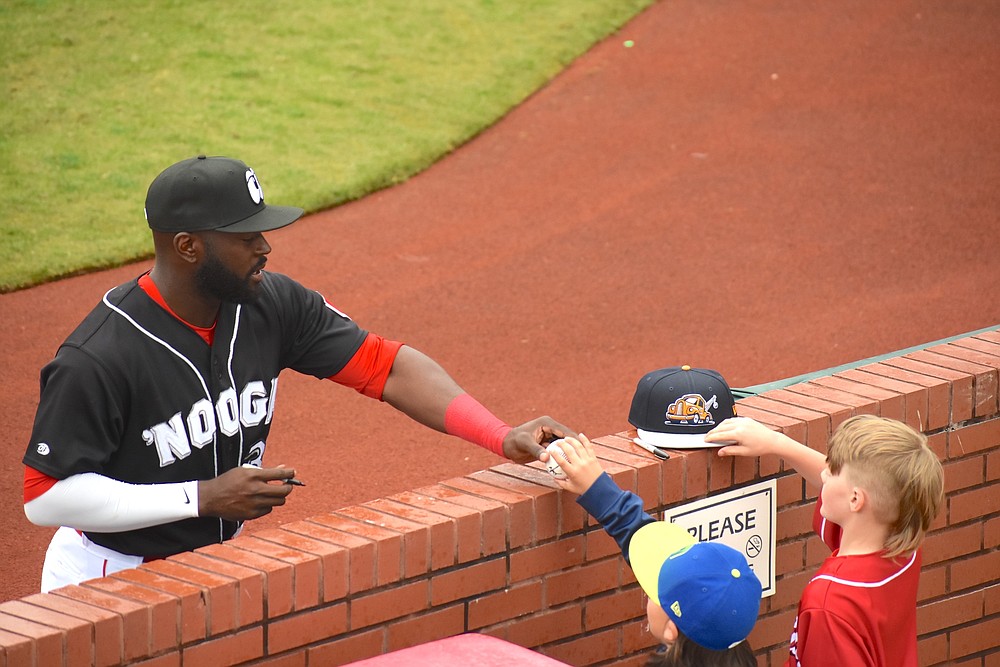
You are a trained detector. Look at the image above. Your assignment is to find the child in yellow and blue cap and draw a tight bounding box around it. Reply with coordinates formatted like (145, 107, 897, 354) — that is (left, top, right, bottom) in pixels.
(547, 434, 761, 666)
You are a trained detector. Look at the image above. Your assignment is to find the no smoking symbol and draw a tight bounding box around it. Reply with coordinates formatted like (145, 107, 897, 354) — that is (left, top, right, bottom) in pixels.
(745, 534, 763, 559)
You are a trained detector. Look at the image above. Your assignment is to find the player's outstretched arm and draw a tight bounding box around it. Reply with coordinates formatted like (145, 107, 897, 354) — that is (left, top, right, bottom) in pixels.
(380, 345, 464, 431)
(707, 417, 826, 490)
(381, 345, 575, 463)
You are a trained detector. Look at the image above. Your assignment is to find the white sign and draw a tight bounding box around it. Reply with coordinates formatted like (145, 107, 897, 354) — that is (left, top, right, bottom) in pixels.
(663, 479, 777, 597)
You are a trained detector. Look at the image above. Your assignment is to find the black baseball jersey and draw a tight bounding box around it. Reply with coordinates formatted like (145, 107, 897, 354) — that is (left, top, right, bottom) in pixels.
(23, 271, 367, 557)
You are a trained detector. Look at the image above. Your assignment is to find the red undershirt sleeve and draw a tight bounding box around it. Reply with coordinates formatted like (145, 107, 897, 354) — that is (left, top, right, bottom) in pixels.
(24, 466, 59, 503)
(328, 332, 404, 399)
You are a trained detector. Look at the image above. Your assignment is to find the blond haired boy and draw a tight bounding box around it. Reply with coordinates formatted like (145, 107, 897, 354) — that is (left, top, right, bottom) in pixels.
(706, 415, 944, 666)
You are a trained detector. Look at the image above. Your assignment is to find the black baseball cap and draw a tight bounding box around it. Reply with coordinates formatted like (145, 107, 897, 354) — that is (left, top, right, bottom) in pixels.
(144, 155, 304, 233)
(628, 366, 737, 449)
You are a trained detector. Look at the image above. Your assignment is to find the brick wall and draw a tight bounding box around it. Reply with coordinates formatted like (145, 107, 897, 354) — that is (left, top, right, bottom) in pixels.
(1, 330, 998, 667)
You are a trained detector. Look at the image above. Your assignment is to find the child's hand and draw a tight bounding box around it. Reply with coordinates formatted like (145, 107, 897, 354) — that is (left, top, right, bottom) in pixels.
(705, 417, 782, 458)
(550, 434, 604, 495)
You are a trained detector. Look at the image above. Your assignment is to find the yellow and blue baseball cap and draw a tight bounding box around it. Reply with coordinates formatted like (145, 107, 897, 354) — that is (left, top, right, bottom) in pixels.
(628, 521, 761, 651)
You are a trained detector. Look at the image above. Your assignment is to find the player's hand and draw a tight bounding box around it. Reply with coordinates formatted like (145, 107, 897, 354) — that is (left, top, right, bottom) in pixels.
(550, 434, 604, 495)
(503, 416, 577, 464)
(705, 417, 782, 457)
(197, 466, 300, 521)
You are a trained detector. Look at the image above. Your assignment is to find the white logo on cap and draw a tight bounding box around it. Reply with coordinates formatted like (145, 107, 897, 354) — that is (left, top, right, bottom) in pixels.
(246, 169, 264, 205)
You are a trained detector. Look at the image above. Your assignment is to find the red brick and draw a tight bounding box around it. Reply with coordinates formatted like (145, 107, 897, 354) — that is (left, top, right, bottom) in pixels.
(679, 448, 710, 499)
(82, 577, 179, 654)
(737, 395, 831, 451)
(165, 551, 264, 627)
(546, 558, 620, 606)
(918, 564, 947, 600)
(867, 361, 951, 430)
(305, 627, 384, 666)
(949, 419, 1000, 457)
(139, 559, 238, 637)
(441, 475, 534, 548)
(386, 605, 464, 652)
(180, 626, 262, 666)
(590, 434, 662, 508)
(922, 524, 983, 566)
(335, 505, 429, 579)
(416, 484, 508, 557)
(585, 528, 620, 562)
(367, 498, 457, 571)
(280, 519, 374, 595)
(886, 356, 974, 423)
(20, 593, 122, 667)
(111, 567, 206, 643)
(248, 528, 349, 604)
(584, 588, 643, 631)
(53, 585, 150, 662)
(950, 484, 1000, 525)
(390, 489, 483, 564)
(471, 467, 560, 543)
(810, 375, 906, 421)
(0, 611, 65, 667)
(546, 625, 618, 665)
(776, 503, 815, 542)
(502, 603, 583, 648)
(351, 580, 429, 629)
(510, 536, 585, 583)
(131, 652, 182, 667)
(468, 581, 543, 630)
(297, 513, 396, 588)
(0, 628, 33, 666)
(950, 550, 1000, 593)
(196, 543, 293, 619)
(0, 600, 91, 667)
(908, 349, 998, 417)
(267, 604, 347, 654)
(430, 558, 506, 606)
(837, 368, 927, 431)
(941, 606, 1000, 657)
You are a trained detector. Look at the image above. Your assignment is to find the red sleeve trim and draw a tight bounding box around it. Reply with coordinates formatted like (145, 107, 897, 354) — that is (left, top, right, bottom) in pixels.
(444, 393, 511, 457)
(328, 332, 404, 399)
(24, 466, 59, 503)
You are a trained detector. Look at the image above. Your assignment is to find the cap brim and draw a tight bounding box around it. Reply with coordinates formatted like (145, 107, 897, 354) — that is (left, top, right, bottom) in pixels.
(214, 204, 304, 233)
(627, 522, 696, 606)
(636, 428, 732, 450)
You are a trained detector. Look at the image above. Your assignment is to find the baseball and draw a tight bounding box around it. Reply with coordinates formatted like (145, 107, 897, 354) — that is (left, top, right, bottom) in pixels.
(545, 441, 567, 478)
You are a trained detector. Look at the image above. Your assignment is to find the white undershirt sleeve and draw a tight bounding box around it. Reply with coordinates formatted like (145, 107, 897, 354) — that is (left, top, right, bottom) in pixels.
(24, 472, 200, 532)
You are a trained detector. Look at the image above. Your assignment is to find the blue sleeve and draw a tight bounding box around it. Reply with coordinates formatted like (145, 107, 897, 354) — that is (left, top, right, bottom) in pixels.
(576, 472, 655, 564)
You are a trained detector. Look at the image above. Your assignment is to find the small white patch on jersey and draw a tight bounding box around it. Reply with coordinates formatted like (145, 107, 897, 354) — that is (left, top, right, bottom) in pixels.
(246, 169, 264, 205)
(36, 443, 51, 456)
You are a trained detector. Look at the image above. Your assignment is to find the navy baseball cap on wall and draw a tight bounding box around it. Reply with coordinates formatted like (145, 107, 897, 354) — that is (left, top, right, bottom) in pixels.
(628, 366, 737, 449)
(144, 155, 304, 233)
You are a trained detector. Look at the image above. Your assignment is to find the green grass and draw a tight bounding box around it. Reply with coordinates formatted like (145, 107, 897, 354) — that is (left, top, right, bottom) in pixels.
(0, 0, 652, 292)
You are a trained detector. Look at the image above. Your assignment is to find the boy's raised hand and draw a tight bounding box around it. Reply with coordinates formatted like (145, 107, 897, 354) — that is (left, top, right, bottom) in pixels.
(550, 434, 605, 495)
(705, 417, 784, 458)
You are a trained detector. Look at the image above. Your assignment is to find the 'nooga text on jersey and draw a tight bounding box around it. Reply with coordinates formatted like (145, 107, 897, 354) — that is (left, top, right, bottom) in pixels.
(142, 378, 279, 466)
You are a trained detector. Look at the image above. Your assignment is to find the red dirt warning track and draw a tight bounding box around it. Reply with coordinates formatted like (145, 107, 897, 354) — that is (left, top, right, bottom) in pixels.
(1, 0, 998, 600)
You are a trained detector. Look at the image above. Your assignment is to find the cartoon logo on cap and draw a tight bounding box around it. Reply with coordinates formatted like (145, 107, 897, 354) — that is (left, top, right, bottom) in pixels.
(246, 169, 264, 205)
(665, 393, 719, 426)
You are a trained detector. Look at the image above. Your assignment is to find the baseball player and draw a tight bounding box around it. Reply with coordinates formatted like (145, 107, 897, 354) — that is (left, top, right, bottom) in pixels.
(23, 155, 573, 592)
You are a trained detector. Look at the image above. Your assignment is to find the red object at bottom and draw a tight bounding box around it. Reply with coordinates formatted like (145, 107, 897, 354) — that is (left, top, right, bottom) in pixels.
(342, 634, 571, 666)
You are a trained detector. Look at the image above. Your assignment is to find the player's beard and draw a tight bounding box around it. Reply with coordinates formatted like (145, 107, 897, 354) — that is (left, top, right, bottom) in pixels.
(195, 251, 263, 304)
